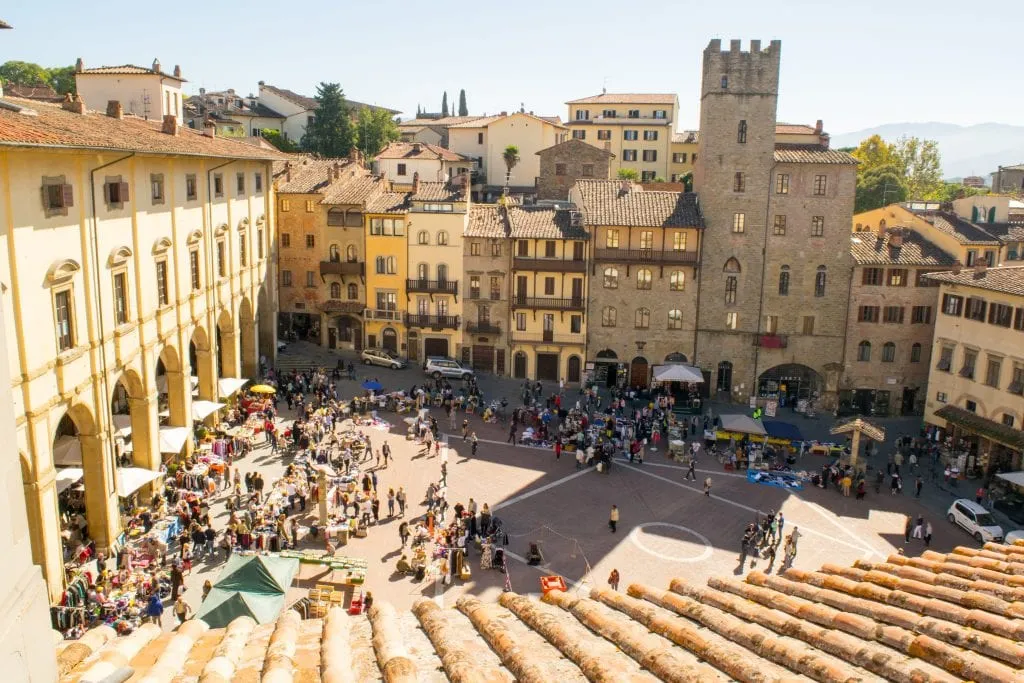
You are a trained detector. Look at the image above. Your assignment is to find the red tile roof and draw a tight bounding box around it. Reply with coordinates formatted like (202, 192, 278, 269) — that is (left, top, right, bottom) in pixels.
(2, 84, 62, 102)
(924, 264, 1024, 296)
(574, 179, 703, 228)
(773, 144, 857, 165)
(0, 97, 286, 160)
(849, 229, 957, 266)
(411, 181, 465, 202)
(775, 123, 817, 135)
(566, 93, 677, 105)
(375, 141, 468, 162)
(79, 64, 186, 83)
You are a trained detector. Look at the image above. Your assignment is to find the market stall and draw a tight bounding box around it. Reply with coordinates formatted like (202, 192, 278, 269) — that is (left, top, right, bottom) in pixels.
(716, 414, 767, 440)
(195, 554, 299, 628)
(218, 377, 250, 398)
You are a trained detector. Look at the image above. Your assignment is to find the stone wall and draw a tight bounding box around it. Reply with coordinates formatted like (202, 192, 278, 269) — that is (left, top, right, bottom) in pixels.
(537, 140, 611, 201)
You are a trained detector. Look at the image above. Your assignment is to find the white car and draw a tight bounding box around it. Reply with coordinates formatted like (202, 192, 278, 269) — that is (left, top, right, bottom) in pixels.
(947, 499, 1004, 543)
(1004, 529, 1024, 545)
(360, 348, 407, 369)
(423, 356, 474, 381)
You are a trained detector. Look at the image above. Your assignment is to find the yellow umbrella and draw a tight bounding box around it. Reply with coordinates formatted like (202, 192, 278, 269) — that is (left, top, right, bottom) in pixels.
(250, 384, 277, 394)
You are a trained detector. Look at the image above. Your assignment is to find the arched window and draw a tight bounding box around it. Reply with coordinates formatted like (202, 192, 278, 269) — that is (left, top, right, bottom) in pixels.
(778, 266, 790, 295)
(882, 342, 896, 362)
(436, 263, 448, 282)
(669, 270, 685, 291)
(910, 342, 922, 363)
(416, 263, 429, 281)
(636, 268, 652, 290)
(815, 265, 827, 297)
(330, 282, 341, 298)
(375, 255, 386, 274)
(347, 283, 358, 300)
(345, 244, 357, 262)
(635, 307, 650, 329)
(737, 119, 747, 144)
(601, 306, 617, 327)
(857, 340, 871, 362)
(386, 256, 396, 274)
(437, 231, 449, 245)
(418, 230, 429, 245)
(725, 276, 737, 305)
(667, 309, 682, 329)
(603, 267, 619, 289)
(723, 257, 741, 273)
(329, 244, 340, 262)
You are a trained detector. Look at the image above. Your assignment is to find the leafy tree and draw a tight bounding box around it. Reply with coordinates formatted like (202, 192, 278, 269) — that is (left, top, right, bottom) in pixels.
(855, 164, 907, 213)
(652, 176, 666, 183)
(416, 104, 421, 117)
(47, 66, 76, 95)
(681, 172, 693, 192)
(458, 89, 468, 116)
(895, 136, 943, 200)
(929, 182, 988, 204)
(301, 83, 355, 157)
(850, 134, 897, 176)
(0, 60, 50, 87)
(260, 128, 300, 153)
(356, 108, 400, 158)
(441, 92, 449, 117)
(616, 168, 639, 181)
(502, 144, 520, 188)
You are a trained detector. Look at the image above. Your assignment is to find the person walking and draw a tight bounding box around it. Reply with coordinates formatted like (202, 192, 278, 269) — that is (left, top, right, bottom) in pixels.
(915, 477, 923, 498)
(685, 459, 697, 481)
(174, 595, 193, 625)
(462, 419, 470, 441)
(924, 521, 933, 547)
(387, 488, 396, 517)
(382, 442, 391, 468)
(912, 515, 924, 540)
(703, 476, 712, 497)
(398, 521, 410, 547)
(146, 594, 164, 627)
(904, 516, 912, 542)
(396, 487, 407, 517)
(608, 505, 619, 533)
(608, 568, 620, 591)
(841, 473, 852, 497)
(507, 423, 517, 445)
(470, 432, 478, 457)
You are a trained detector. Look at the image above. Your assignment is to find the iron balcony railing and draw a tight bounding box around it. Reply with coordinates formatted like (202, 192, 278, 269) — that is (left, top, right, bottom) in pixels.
(466, 321, 502, 335)
(510, 296, 586, 311)
(364, 309, 405, 322)
(510, 330, 586, 345)
(406, 279, 459, 295)
(407, 314, 460, 329)
(594, 248, 698, 264)
(512, 257, 587, 272)
(320, 260, 365, 276)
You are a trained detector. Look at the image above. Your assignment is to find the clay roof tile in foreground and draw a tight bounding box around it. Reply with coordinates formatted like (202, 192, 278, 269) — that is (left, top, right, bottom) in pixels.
(466, 204, 508, 238)
(56, 544, 1024, 682)
(508, 205, 588, 240)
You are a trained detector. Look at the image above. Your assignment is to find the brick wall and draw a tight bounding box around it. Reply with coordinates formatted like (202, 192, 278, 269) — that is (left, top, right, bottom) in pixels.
(537, 141, 611, 201)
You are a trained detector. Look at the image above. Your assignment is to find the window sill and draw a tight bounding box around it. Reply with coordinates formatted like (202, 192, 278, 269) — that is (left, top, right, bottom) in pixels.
(56, 346, 88, 366)
(113, 322, 136, 337)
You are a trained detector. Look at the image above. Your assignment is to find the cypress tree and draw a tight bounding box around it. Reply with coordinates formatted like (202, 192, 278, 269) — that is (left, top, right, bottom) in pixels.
(458, 89, 468, 116)
(441, 92, 449, 117)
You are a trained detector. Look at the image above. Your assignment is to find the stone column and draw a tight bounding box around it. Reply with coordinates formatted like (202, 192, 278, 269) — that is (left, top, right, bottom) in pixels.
(128, 394, 160, 471)
(21, 465, 64, 602)
(80, 432, 119, 551)
(240, 317, 258, 379)
(318, 468, 329, 526)
(219, 328, 240, 380)
(194, 344, 217, 402)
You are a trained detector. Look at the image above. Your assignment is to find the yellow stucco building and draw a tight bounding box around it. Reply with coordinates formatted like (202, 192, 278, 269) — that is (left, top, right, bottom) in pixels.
(0, 95, 280, 600)
(363, 189, 410, 354)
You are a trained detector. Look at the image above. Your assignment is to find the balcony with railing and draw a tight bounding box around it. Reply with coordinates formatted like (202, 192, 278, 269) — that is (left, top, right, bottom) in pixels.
(363, 309, 405, 322)
(594, 248, 698, 264)
(407, 314, 460, 329)
(510, 296, 585, 311)
(753, 334, 788, 349)
(466, 321, 502, 336)
(512, 257, 587, 273)
(320, 260, 365, 276)
(511, 330, 586, 345)
(406, 279, 459, 295)
(468, 288, 504, 301)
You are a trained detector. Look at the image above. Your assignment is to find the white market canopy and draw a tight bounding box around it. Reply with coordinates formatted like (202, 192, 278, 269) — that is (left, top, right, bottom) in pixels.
(158, 426, 191, 454)
(112, 414, 132, 439)
(156, 374, 199, 395)
(652, 364, 704, 383)
(192, 400, 226, 421)
(55, 467, 84, 495)
(996, 471, 1024, 487)
(718, 414, 767, 436)
(218, 377, 249, 398)
(116, 467, 162, 497)
(53, 435, 82, 466)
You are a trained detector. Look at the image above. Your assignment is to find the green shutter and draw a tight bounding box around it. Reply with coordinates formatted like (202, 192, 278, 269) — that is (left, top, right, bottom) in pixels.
(971, 206, 979, 222)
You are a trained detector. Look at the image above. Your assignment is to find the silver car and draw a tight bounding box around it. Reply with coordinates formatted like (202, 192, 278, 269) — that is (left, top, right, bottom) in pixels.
(423, 356, 474, 381)
(360, 348, 407, 369)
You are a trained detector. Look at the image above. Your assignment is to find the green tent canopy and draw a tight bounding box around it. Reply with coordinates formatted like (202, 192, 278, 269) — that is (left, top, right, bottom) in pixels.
(195, 554, 300, 628)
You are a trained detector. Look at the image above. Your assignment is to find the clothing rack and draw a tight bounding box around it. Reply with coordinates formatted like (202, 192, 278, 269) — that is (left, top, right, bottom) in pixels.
(51, 605, 87, 630)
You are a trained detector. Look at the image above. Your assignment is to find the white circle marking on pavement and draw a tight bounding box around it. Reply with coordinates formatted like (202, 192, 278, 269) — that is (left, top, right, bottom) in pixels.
(628, 522, 713, 563)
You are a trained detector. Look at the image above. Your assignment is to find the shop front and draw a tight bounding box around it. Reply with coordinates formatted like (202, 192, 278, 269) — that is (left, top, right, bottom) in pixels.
(278, 312, 321, 343)
(757, 364, 822, 411)
(932, 405, 1024, 479)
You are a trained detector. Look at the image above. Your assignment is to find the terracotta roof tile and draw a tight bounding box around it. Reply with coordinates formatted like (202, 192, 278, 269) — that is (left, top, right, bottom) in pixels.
(321, 174, 385, 206)
(273, 157, 352, 193)
(775, 123, 817, 135)
(365, 190, 409, 214)
(508, 206, 587, 240)
(2, 84, 62, 102)
(447, 112, 566, 129)
(773, 143, 858, 165)
(924, 264, 1024, 296)
(0, 97, 286, 160)
(411, 181, 465, 202)
(927, 212, 1002, 245)
(574, 179, 703, 228)
(79, 64, 186, 82)
(983, 222, 1024, 243)
(849, 230, 957, 266)
(260, 84, 399, 115)
(566, 93, 677, 105)
(399, 116, 483, 128)
(57, 545, 1024, 682)
(466, 205, 508, 238)
(375, 141, 468, 162)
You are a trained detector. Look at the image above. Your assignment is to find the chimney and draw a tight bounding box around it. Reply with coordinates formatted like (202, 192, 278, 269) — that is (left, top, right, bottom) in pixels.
(333, 162, 341, 180)
(877, 218, 887, 236)
(889, 230, 904, 247)
(814, 119, 823, 134)
(203, 119, 216, 137)
(152, 58, 161, 74)
(500, 111, 507, 116)
(460, 172, 470, 196)
(173, 64, 182, 79)
(75, 57, 84, 73)
(106, 100, 123, 119)
(285, 161, 291, 183)
(62, 93, 86, 115)
(952, 260, 962, 275)
(618, 179, 631, 197)
(161, 114, 179, 135)
(412, 143, 422, 153)
(199, 87, 206, 96)
(412, 171, 420, 195)
(974, 261, 987, 276)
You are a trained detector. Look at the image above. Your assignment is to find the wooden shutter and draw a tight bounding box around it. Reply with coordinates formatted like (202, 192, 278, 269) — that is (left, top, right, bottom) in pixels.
(61, 183, 74, 207)
(104, 182, 113, 204)
(118, 181, 130, 202)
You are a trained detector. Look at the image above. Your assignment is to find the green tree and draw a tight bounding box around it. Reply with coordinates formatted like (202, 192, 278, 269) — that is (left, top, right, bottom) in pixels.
(441, 92, 449, 117)
(681, 171, 693, 192)
(458, 89, 468, 116)
(356, 108, 400, 158)
(850, 134, 897, 176)
(929, 182, 988, 204)
(301, 83, 356, 157)
(47, 66, 76, 95)
(855, 164, 907, 213)
(895, 136, 943, 199)
(502, 145, 520, 188)
(0, 60, 50, 87)
(259, 129, 300, 153)
(616, 168, 639, 181)
(416, 104, 421, 117)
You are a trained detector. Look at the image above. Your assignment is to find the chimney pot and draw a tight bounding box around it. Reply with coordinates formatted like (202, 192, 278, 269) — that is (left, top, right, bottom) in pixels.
(75, 57, 84, 73)
(889, 231, 904, 247)
(952, 260, 962, 274)
(203, 119, 216, 137)
(106, 100, 123, 119)
(619, 179, 630, 197)
(974, 261, 987, 275)
(500, 111, 507, 116)
(412, 171, 421, 195)
(161, 114, 179, 135)
(152, 58, 161, 73)
(814, 119, 823, 134)
(63, 93, 86, 115)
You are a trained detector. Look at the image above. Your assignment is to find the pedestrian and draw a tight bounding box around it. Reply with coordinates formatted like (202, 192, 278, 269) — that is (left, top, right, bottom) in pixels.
(891, 474, 901, 496)
(462, 419, 469, 441)
(608, 568, 620, 591)
(396, 487, 406, 516)
(924, 521, 933, 547)
(686, 459, 697, 481)
(202, 579, 213, 601)
(915, 477, 923, 498)
(776, 512, 785, 542)
(975, 486, 986, 505)
(387, 488, 395, 517)
(608, 504, 619, 533)
(704, 476, 712, 497)
(554, 440, 561, 460)
(382, 442, 391, 468)
(507, 423, 517, 445)
(146, 594, 164, 627)
(912, 515, 924, 539)
(904, 516, 912, 542)
(371, 496, 380, 523)
(470, 432, 478, 457)
(841, 473, 852, 497)
(399, 521, 409, 547)
(170, 564, 184, 601)
(174, 595, 193, 624)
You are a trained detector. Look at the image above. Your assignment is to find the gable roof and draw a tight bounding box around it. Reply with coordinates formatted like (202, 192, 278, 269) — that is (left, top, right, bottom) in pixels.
(447, 111, 567, 130)
(924, 264, 1024, 296)
(365, 190, 410, 215)
(260, 83, 399, 115)
(399, 116, 483, 128)
(536, 137, 615, 158)
(849, 230, 957, 266)
(773, 144, 857, 165)
(775, 123, 817, 135)
(509, 205, 588, 239)
(926, 212, 1002, 245)
(411, 180, 465, 202)
(0, 97, 286, 160)
(57, 542, 1024, 682)
(273, 157, 352, 194)
(980, 222, 1024, 243)
(78, 64, 186, 83)
(466, 204, 509, 237)
(375, 141, 468, 162)
(566, 93, 677, 105)
(574, 179, 703, 228)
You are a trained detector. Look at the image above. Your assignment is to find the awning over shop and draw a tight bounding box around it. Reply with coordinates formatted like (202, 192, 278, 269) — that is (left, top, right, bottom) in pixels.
(996, 471, 1024, 487)
(156, 374, 199, 395)
(935, 405, 1024, 450)
(718, 414, 767, 436)
(55, 467, 84, 495)
(116, 467, 162, 497)
(762, 420, 804, 442)
(112, 414, 132, 439)
(218, 378, 249, 398)
(652, 364, 704, 383)
(158, 426, 191, 454)
(53, 435, 82, 466)
(192, 400, 226, 421)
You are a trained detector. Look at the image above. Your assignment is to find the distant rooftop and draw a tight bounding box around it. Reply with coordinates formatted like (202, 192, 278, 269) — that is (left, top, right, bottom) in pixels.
(566, 93, 677, 105)
(260, 83, 399, 115)
(925, 264, 1024, 296)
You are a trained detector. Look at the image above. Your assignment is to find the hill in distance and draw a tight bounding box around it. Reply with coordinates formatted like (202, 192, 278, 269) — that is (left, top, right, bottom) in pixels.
(830, 122, 1024, 182)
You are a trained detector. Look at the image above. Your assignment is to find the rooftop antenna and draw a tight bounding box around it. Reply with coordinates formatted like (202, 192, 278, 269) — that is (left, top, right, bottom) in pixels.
(602, 76, 607, 95)
(141, 89, 151, 120)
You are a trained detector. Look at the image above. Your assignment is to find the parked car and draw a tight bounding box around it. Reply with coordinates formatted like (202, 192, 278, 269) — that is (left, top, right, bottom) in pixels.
(947, 499, 1004, 543)
(1004, 529, 1024, 545)
(360, 348, 407, 369)
(423, 356, 474, 381)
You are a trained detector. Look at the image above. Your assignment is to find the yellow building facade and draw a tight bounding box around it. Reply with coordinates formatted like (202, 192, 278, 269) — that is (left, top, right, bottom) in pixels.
(668, 131, 698, 184)
(0, 97, 279, 600)
(363, 191, 410, 355)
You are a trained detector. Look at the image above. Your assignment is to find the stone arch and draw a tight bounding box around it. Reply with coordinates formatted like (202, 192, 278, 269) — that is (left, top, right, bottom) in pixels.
(665, 352, 688, 363)
(952, 393, 985, 415)
(238, 297, 257, 378)
(216, 308, 239, 380)
(629, 356, 649, 388)
(595, 349, 618, 359)
(53, 402, 115, 548)
(567, 355, 582, 384)
(513, 351, 528, 379)
(110, 365, 156, 470)
(723, 257, 741, 273)
(758, 363, 823, 404)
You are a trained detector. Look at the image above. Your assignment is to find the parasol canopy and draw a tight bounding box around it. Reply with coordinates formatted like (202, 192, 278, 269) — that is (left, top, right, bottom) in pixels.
(652, 364, 704, 383)
(361, 380, 383, 391)
(249, 385, 277, 394)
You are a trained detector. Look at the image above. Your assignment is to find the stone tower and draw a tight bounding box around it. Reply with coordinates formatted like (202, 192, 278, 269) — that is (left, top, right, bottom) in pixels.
(694, 39, 781, 401)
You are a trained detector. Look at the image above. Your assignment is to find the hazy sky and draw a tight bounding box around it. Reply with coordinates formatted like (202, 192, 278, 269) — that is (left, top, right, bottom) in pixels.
(1, 0, 1013, 134)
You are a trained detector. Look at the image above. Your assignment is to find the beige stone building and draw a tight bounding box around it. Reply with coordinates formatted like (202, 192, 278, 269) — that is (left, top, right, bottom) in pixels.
(375, 142, 473, 189)
(463, 205, 511, 374)
(693, 39, 858, 410)
(0, 94, 280, 601)
(398, 116, 483, 148)
(536, 139, 613, 201)
(74, 58, 186, 124)
(669, 131, 698, 184)
(843, 228, 955, 416)
(570, 180, 704, 387)
(924, 265, 1024, 476)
